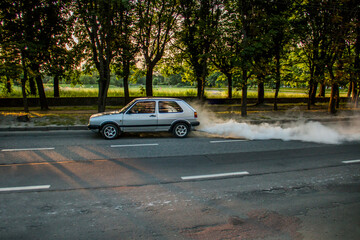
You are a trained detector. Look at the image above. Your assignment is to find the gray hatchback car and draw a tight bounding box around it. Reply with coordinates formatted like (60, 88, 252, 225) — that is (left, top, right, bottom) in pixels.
(88, 97, 200, 139)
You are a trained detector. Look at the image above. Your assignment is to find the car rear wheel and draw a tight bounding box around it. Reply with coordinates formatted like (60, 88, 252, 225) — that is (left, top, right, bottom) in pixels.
(101, 123, 119, 139)
(173, 122, 189, 138)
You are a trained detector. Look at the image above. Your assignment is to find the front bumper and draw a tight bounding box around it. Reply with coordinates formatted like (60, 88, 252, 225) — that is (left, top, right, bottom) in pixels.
(88, 125, 100, 133)
(88, 124, 100, 130)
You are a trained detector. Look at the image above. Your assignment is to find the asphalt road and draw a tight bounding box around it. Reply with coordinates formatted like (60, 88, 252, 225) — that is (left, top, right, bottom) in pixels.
(0, 130, 360, 240)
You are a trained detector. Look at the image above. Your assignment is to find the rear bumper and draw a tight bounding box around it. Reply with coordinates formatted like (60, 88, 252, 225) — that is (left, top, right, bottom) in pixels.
(191, 121, 200, 127)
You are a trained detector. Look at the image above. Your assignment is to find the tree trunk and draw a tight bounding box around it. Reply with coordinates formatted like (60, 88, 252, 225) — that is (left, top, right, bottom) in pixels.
(352, 82, 358, 104)
(29, 77, 37, 96)
(145, 64, 154, 97)
(356, 86, 360, 108)
(20, 51, 29, 113)
(21, 77, 29, 113)
(54, 75, 60, 98)
(336, 86, 340, 109)
(310, 81, 318, 103)
(225, 73, 232, 99)
(98, 76, 110, 112)
(197, 62, 207, 100)
(196, 76, 205, 100)
(241, 69, 247, 117)
(97, 63, 111, 113)
(308, 82, 314, 110)
(123, 59, 130, 104)
(328, 83, 338, 114)
(35, 74, 49, 110)
(274, 81, 280, 111)
(32, 64, 49, 110)
(193, 58, 207, 100)
(274, 49, 281, 111)
(318, 83, 326, 97)
(5, 76, 11, 93)
(328, 65, 338, 114)
(307, 69, 314, 110)
(347, 81, 353, 98)
(98, 79, 106, 112)
(257, 82, 264, 105)
(354, 10, 360, 108)
(312, 66, 323, 103)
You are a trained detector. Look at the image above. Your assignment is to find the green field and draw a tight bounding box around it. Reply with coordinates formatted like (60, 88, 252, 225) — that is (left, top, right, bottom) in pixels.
(1, 84, 348, 98)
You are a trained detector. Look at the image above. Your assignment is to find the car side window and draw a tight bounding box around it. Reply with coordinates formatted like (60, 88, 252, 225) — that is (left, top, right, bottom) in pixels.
(128, 101, 155, 114)
(159, 101, 183, 113)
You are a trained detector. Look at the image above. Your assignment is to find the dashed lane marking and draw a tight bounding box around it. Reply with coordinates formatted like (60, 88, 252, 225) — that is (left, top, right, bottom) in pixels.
(111, 143, 159, 148)
(342, 159, 360, 164)
(210, 140, 248, 143)
(0, 185, 51, 192)
(1, 148, 55, 152)
(181, 171, 250, 180)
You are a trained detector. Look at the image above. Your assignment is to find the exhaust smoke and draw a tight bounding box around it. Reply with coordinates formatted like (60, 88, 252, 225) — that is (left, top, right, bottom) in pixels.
(195, 104, 360, 144)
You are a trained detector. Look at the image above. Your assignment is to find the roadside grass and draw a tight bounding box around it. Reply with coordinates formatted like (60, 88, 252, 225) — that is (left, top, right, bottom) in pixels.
(1, 85, 348, 98)
(33, 114, 90, 126)
(0, 110, 92, 126)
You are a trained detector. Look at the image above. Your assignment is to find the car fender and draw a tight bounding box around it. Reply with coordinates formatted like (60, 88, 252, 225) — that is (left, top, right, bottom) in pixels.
(169, 119, 191, 131)
(100, 121, 122, 131)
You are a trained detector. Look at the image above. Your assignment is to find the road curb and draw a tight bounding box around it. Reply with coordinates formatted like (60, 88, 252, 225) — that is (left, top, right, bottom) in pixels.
(0, 125, 88, 132)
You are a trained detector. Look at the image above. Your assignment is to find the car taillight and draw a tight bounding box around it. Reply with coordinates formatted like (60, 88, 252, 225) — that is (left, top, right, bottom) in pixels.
(194, 112, 198, 118)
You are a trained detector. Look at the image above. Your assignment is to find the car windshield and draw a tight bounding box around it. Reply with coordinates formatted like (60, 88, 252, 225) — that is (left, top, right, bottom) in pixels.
(119, 100, 136, 113)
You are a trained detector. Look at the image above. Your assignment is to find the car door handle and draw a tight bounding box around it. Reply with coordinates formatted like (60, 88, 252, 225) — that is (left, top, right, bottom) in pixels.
(149, 115, 156, 117)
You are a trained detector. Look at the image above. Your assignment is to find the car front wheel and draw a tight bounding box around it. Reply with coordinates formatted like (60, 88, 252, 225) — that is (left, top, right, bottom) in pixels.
(173, 123, 189, 138)
(101, 123, 119, 139)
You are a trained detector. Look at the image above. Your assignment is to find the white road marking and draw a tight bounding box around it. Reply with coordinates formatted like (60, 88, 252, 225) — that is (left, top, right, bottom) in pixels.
(1, 147, 55, 152)
(210, 140, 248, 143)
(0, 185, 51, 192)
(181, 171, 249, 180)
(342, 159, 360, 164)
(111, 143, 159, 148)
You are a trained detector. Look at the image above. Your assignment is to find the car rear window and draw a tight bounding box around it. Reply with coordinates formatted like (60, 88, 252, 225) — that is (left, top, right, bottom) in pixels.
(159, 101, 183, 113)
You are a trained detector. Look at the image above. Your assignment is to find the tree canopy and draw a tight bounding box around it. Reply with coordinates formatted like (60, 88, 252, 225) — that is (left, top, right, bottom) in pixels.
(1, 0, 359, 113)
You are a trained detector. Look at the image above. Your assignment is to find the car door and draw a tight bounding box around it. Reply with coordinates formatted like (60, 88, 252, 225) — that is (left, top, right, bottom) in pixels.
(157, 100, 184, 131)
(122, 101, 158, 132)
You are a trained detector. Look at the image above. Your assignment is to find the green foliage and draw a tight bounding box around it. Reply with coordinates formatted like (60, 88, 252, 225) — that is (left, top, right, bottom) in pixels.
(5, 83, 346, 99)
(1, 0, 359, 108)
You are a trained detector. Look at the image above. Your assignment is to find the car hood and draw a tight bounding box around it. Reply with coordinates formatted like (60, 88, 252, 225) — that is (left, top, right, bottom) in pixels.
(90, 111, 121, 118)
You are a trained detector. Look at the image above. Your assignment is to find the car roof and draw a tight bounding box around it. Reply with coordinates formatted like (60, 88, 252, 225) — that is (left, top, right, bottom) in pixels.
(134, 97, 182, 101)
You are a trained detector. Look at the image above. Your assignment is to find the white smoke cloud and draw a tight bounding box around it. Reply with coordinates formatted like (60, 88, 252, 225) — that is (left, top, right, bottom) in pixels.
(193, 103, 360, 144)
(201, 120, 355, 144)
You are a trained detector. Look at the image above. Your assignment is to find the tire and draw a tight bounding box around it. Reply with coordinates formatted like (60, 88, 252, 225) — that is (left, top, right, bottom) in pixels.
(101, 123, 119, 140)
(172, 122, 189, 138)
